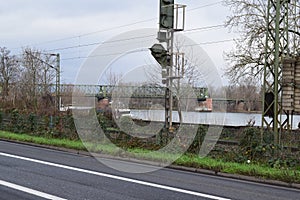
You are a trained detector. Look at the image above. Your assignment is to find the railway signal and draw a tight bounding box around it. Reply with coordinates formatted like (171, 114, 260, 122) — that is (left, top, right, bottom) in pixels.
(159, 0, 174, 30)
(150, 44, 171, 84)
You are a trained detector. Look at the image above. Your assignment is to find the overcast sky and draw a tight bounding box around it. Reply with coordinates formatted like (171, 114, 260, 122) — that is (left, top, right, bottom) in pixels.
(0, 0, 237, 84)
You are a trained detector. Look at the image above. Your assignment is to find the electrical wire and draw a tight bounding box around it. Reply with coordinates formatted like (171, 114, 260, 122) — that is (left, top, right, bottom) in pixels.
(184, 24, 225, 32)
(10, 0, 232, 66)
(11, 1, 223, 51)
(44, 23, 228, 53)
(12, 18, 156, 50)
(46, 34, 156, 52)
(60, 39, 234, 61)
(187, 1, 223, 12)
(53, 17, 258, 54)
(61, 48, 149, 61)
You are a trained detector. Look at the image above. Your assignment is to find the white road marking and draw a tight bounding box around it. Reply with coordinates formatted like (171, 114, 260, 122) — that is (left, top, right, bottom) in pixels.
(0, 180, 67, 200)
(0, 152, 231, 200)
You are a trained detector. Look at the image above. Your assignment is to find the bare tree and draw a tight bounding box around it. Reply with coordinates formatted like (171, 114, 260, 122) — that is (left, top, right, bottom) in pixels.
(225, 79, 261, 112)
(240, 78, 261, 111)
(20, 48, 56, 111)
(0, 47, 20, 99)
(173, 36, 203, 87)
(223, 0, 300, 84)
(104, 68, 123, 86)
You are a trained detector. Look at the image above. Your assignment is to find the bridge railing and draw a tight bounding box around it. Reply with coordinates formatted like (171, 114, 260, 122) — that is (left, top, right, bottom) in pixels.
(59, 84, 209, 99)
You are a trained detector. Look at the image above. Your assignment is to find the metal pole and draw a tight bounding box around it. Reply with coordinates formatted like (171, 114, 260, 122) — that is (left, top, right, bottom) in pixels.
(56, 54, 60, 111)
(273, 0, 281, 144)
(261, 0, 271, 143)
(168, 30, 174, 132)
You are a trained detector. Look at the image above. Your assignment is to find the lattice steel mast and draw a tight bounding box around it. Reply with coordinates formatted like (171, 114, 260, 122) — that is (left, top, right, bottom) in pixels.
(262, 0, 299, 144)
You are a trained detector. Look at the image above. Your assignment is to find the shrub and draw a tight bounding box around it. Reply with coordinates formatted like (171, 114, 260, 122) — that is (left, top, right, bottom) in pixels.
(239, 127, 261, 149)
(187, 125, 208, 154)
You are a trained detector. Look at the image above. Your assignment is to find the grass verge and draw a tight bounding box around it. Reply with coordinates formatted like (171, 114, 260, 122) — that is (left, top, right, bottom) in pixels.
(0, 130, 299, 184)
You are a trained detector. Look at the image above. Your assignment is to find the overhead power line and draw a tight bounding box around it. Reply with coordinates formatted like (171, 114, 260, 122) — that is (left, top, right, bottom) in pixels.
(61, 48, 149, 61)
(46, 34, 156, 52)
(187, 1, 223, 12)
(188, 39, 233, 46)
(61, 39, 234, 61)
(184, 24, 225, 32)
(45, 24, 228, 53)
(11, 18, 156, 50)
(11, 1, 223, 50)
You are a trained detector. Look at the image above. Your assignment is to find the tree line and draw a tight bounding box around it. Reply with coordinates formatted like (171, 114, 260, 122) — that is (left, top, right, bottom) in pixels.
(0, 47, 57, 114)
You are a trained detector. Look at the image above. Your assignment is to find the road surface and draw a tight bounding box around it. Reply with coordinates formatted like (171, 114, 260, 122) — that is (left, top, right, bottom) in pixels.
(0, 140, 299, 200)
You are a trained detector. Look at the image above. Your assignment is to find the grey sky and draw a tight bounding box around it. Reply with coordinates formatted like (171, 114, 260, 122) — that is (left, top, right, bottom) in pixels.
(0, 0, 237, 84)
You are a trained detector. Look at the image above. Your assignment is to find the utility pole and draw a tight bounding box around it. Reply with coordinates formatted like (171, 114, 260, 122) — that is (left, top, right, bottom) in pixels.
(55, 53, 61, 111)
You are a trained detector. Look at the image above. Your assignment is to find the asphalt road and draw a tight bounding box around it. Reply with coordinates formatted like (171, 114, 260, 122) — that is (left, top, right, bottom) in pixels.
(0, 140, 299, 200)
